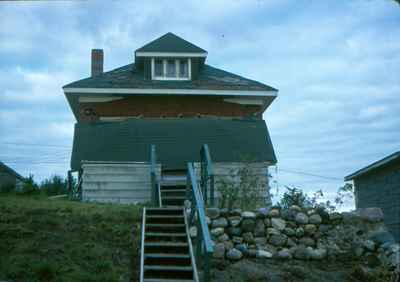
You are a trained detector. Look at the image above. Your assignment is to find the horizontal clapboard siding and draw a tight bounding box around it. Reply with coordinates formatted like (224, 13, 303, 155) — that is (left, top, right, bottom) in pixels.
(193, 162, 271, 207)
(81, 161, 161, 204)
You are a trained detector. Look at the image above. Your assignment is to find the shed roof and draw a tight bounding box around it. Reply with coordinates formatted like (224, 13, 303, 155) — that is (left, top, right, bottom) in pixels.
(135, 32, 207, 54)
(344, 151, 400, 181)
(71, 118, 277, 170)
(0, 162, 25, 181)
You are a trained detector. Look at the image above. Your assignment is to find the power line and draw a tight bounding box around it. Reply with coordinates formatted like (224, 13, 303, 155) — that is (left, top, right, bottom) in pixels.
(0, 142, 70, 149)
(275, 167, 342, 181)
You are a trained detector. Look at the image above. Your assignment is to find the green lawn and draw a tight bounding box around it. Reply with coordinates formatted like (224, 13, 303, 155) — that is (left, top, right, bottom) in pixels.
(0, 195, 142, 282)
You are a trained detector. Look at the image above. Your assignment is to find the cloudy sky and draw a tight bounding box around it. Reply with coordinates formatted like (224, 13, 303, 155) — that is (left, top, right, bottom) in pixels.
(0, 0, 399, 208)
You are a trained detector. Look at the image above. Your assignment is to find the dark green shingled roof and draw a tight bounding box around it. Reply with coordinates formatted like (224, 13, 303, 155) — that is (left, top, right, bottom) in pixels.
(63, 63, 277, 92)
(71, 119, 277, 170)
(135, 32, 207, 53)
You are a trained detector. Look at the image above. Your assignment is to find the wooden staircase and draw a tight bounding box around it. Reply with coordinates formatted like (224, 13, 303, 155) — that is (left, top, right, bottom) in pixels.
(140, 207, 198, 282)
(160, 174, 187, 207)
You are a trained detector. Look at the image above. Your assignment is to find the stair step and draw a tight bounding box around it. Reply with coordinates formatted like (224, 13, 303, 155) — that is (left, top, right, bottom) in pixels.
(145, 242, 188, 247)
(145, 253, 190, 259)
(146, 208, 183, 216)
(162, 196, 186, 200)
(146, 232, 186, 237)
(143, 279, 194, 282)
(146, 223, 185, 227)
(144, 265, 192, 271)
(147, 215, 184, 219)
(161, 189, 187, 193)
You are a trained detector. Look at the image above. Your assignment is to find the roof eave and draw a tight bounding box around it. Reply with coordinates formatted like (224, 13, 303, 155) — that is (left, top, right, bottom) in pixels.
(344, 151, 400, 181)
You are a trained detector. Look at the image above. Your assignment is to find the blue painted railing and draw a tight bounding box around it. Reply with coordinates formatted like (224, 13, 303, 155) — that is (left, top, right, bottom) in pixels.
(150, 144, 161, 207)
(200, 144, 215, 207)
(187, 162, 214, 282)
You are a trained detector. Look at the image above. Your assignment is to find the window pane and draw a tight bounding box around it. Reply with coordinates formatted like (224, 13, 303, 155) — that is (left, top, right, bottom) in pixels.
(155, 59, 163, 76)
(166, 59, 176, 77)
(179, 60, 188, 78)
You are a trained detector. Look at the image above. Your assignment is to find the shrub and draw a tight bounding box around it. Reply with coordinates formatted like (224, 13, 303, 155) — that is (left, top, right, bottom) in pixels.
(0, 183, 15, 193)
(40, 175, 68, 196)
(17, 174, 39, 195)
(217, 164, 264, 210)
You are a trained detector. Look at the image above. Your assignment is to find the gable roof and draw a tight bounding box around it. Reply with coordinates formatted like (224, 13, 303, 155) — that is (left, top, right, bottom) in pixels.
(345, 151, 400, 181)
(135, 32, 207, 54)
(71, 118, 277, 170)
(0, 162, 25, 181)
(63, 63, 277, 92)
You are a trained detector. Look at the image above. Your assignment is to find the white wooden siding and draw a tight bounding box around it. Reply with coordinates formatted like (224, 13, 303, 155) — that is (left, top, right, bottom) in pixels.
(81, 161, 161, 204)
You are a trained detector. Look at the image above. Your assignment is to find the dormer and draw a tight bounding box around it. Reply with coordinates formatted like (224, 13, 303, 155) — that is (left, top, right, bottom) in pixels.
(134, 32, 207, 80)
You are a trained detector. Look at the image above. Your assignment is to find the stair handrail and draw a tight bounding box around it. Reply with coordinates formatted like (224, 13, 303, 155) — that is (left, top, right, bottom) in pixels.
(187, 162, 214, 282)
(200, 144, 215, 207)
(150, 144, 160, 207)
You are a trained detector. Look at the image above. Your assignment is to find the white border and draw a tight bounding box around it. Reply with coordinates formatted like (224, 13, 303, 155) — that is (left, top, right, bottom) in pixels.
(136, 51, 207, 58)
(64, 87, 278, 97)
(151, 58, 191, 81)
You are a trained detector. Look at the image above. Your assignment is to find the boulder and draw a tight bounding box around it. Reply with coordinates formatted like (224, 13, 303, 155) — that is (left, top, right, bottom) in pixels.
(218, 233, 230, 242)
(293, 245, 311, 260)
(227, 227, 242, 237)
(189, 226, 197, 238)
(283, 227, 295, 237)
(304, 224, 317, 235)
(212, 217, 228, 228)
(266, 228, 280, 236)
(309, 248, 327, 260)
(257, 207, 270, 218)
(241, 211, 256, 219)
(369, 231, 395, 246)
(232, 236, 243, 244)
(254, 237, 267, 246)
(309, 214, 322, 224)
(206, 208, 220, 219)
(295, 213, 309, 225)
(213, 243, 225, 258)
(329, 212, 342, 222)
(230, 208, 242, 216)
(226, 248, 243, 260)
(271, 218, 286, 231)
(224, 241, 234, 251)
(241, 219, 256, 233)
(356, 208, 384, 223)
(235, 243, 248, 255)
(287, 237, 297, 248)
(268, 209, 280, 218)
(220, 208, 229, 217)
(242, 232, 254, 244)
(318, 224, 331, 233)
(254, 219, 265, 236)
(290, 205, 302, 212)
(295, 227, 305, 238)
(256, 250, 273, 259)
(363, 240, 376, 252)
(228, 216, 242, 227)
(211, 227, 225, 237)
(276, 248, 292, 259)
(299, 237, 315, 247)
(269, 234, 287, 247)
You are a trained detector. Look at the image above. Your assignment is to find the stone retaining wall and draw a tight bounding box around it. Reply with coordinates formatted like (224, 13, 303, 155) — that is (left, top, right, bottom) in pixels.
(189, 205, 399, 271)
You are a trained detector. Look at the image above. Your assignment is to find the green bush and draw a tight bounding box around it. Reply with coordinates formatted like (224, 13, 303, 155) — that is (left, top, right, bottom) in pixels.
(17, 175, 39, 195)
(40, 175, 68, 196)
(0, 183, 15, 193)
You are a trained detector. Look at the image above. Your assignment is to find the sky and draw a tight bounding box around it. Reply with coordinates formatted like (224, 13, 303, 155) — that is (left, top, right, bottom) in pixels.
(0, 0, 399, 209)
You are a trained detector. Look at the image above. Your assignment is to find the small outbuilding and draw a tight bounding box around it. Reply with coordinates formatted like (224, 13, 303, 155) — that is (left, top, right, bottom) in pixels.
(345, 151, 400, 241)
(0, 162, 25, 191)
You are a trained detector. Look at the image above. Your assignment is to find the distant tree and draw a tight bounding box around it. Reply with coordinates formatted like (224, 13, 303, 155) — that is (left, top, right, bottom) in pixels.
(40, 175, 68, 196)
(18, 174, 39, 195)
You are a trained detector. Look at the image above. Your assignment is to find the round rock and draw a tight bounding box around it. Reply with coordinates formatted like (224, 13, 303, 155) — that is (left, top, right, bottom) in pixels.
(309, 214, 322, 225)
(226, 248, 243, 260)
(271, 218, 286, 231)
(295, 213, 309, 225)
(256, 250, 273, 259)
(206, 208, 220, 219)
(212, 217, 228, 228)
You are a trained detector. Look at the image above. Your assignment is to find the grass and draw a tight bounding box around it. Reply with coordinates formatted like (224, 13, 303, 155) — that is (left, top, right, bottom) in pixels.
(0, 194, 142, 282)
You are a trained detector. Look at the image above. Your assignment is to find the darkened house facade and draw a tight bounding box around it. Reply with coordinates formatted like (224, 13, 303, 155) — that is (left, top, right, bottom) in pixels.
(63, 33, 278, 204)
(0, 162, 24, 191)
(345, 151, 400, 241)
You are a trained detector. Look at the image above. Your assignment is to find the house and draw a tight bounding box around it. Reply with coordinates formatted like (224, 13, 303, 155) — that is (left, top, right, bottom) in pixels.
(63, 32, 278, 205)
(345, 151, 400, 241)
(0, 162, 25, 191)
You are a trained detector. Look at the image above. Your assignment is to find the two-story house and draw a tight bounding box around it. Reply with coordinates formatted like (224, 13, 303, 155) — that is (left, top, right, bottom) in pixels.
(63, 32, 278, 206)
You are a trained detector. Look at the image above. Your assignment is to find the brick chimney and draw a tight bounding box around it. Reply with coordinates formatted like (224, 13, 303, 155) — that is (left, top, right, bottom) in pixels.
(91, 49, 103, 77)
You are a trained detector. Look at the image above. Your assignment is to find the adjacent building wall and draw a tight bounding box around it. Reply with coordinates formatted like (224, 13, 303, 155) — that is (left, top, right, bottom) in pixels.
(194, 162, 272, 208)
(0, 166, 17, 188)
(81, 161, 161, 204)
(79, 96, 262, 122)
(354, 160, 400, 241)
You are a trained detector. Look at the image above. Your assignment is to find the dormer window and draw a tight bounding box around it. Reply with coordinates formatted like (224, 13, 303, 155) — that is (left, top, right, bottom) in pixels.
(151, 58, 191, 80)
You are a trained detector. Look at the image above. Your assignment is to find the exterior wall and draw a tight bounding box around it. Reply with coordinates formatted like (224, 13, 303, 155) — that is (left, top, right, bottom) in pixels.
(0, 167, 17, 188)
(79, 96, 262, 122)
(81, 162, 161, 204)
(354, 160, 400, 241)
(194, 162, 272, 208)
